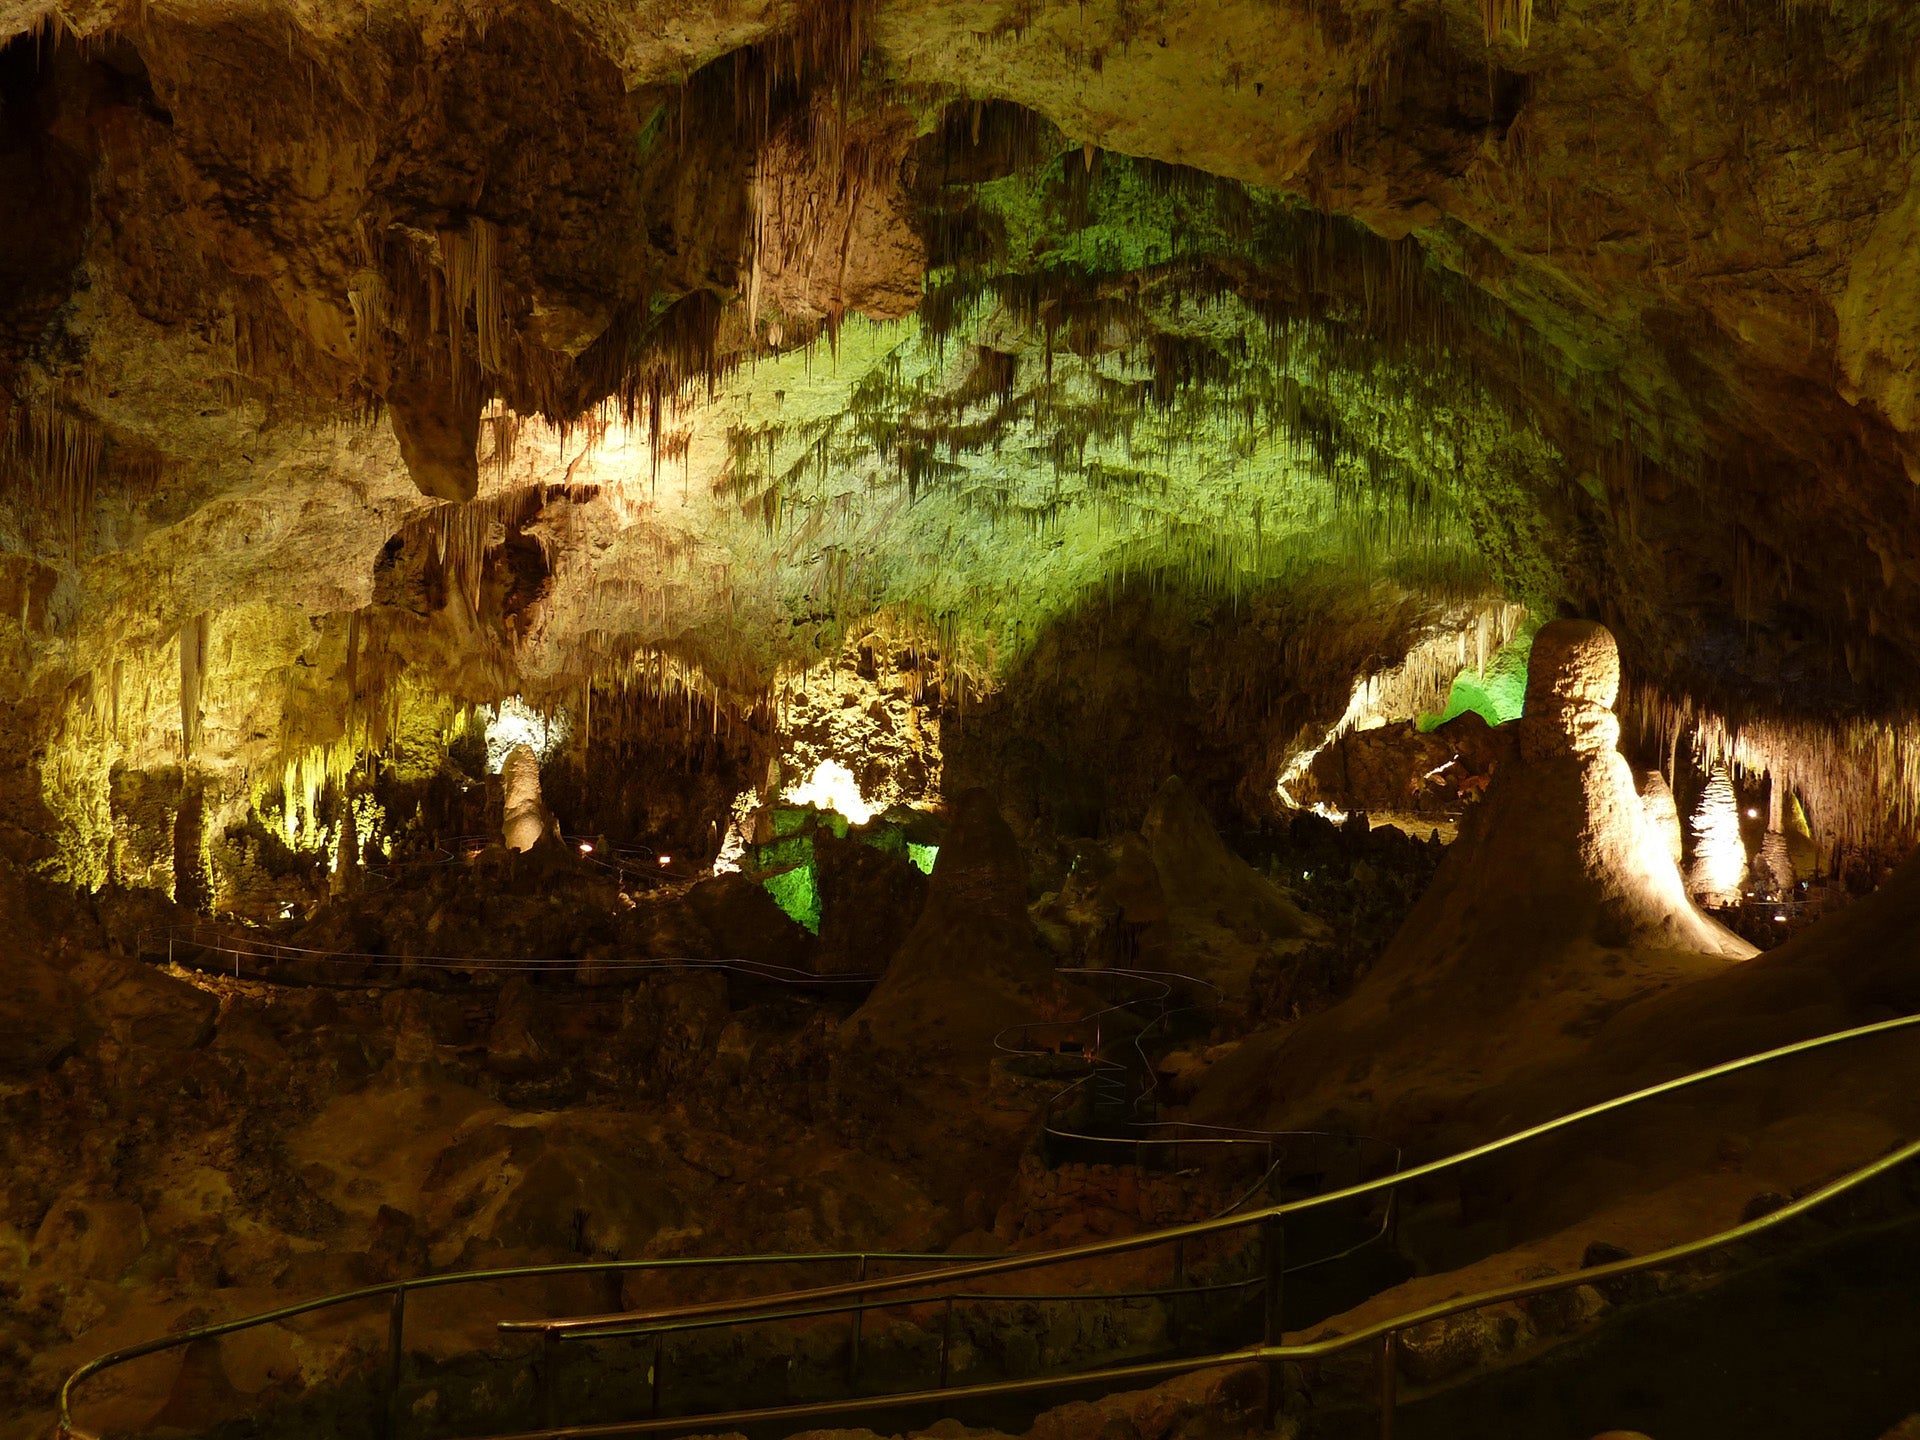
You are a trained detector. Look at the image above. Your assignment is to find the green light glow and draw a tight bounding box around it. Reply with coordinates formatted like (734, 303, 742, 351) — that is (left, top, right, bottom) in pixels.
(907, 841, 938, 876)
(679, 152, 1562, 685)
(762, 863, 822, 935)
(1420, 622, 1538, 731)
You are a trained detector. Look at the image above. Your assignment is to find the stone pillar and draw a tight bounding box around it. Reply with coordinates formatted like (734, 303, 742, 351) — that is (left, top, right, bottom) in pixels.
(1518, 619, 1621, 761)
(501, 744, 558, 853)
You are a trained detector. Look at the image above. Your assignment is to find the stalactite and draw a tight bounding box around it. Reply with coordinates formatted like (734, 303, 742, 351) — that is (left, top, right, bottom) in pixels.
(178, 612, 211, 758)
(439, 216, 509, 387)
(1, 391, 105, 559)
(1626, 681, 1920, 873)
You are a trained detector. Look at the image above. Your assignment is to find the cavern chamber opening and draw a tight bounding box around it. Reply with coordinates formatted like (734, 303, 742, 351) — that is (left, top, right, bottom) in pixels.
(5, 4, 1920, 1440)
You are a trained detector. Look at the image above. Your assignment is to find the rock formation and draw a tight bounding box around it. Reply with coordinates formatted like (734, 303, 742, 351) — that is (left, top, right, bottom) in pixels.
(4, 3, 1920, 1432)
(1136, 775, 1324, 996)
(1687, 766, 1749, 908)
(499, 743, 559, 853)
(1194, 620, 1752, 1139)
(682, 872, 815, 972)
(812, 829, 928, 977)
(1142, 777, 1317, 942)
(850, 788, 1069, 1057)
(1639, 771, 1684, 869)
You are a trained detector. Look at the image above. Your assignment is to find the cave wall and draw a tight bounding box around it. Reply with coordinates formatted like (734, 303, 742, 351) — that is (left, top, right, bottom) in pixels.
(0, 0, 1917, 886)
(943, 578, 1468, 837)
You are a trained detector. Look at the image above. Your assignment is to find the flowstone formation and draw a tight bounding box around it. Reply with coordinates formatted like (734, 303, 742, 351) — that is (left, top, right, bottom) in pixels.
(1195, 620, 1752, 1140)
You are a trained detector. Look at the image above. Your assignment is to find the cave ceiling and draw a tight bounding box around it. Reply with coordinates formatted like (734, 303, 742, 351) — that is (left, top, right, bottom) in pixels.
(2, 0, 1918, 794)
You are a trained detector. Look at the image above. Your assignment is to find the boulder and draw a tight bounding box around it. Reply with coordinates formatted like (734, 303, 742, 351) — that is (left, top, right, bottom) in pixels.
(483, 976, 547, 1074)
(31, 1195, 148, 1281)
(0, 950, 78, 1076)
(684, 872, 815, 971)
(486, 1135, 685, 1257)
(814, 831, 928, 976)
(73, 954, 219, 1052)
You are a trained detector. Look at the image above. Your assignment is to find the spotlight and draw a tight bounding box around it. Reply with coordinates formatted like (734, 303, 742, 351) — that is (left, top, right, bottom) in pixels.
(657, 855, 672, 866)
(579, 842, 595, 854)
(1745, 808, 1760, 819)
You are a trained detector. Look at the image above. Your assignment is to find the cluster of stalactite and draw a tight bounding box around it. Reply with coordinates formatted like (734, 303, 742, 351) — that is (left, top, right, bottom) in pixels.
(715, 128, 1807, 652)
(1625, 682, 1920, 880)
(0, 389, 165, 562)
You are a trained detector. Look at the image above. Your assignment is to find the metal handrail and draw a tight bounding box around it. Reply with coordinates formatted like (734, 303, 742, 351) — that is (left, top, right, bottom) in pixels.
(511, 1009, 1920, 1337)
(57, 1249, 968, 1438)
(469, 1130, 1920, 1440)
(59, 1012, 1920, 1440)
(145, 925, 884, 987)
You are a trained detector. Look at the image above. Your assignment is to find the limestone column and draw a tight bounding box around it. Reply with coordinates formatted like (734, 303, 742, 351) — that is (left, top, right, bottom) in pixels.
(501, 744, 559, 852)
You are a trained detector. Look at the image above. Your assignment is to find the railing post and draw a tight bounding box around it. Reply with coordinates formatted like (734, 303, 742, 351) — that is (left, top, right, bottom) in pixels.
(937, 1295, 955, 1388)
(650, 1332, 663, 1419)
(538, 1331, 559, 1429)
(848, 1254, 867, 1385)
(1169, 1236, 1186, 1345)
(1379, 1329, 1399, 1440)
(1262, 1215, 1286, 1424)
(380, 1285, 405, 1440)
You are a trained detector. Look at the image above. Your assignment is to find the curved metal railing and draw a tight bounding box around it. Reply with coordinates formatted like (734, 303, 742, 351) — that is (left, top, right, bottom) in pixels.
(60, 1011, 1920, 1440)
(490, 1133, 1920, 1440)
(996, 966, 1404, 1232)
(143, 924, 884, 989)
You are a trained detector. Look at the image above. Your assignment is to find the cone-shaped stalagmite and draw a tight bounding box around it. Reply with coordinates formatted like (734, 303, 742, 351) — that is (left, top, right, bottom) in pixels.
(1142, 776, 1317, 940)
(1137, 775, 1323, 995)
(1195, 620, 1752, 1140)
(849, 788, 1070, 1056)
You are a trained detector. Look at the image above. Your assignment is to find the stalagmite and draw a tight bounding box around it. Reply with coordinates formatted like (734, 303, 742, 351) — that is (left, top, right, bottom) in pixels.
(1193, 619, 1752, 1138)
(1756, 830, 1794, 899)
(500, 743, 559, 853)
(1688, 766, 1747, 908)
(1639, 770, 1684, 868)
(330, 804, 359, 896)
